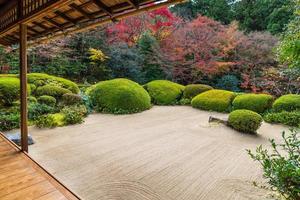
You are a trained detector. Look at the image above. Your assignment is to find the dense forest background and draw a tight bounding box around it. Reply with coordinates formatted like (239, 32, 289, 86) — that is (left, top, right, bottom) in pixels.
(0, 0, 299, 96)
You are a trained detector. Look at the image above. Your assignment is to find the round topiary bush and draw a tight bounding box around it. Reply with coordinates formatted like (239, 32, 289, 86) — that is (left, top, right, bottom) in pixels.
(0, 77, 31, 106)
(36, 85, 72, 99)
(191, 89, 236, 112)
(228, 109, 263, 134)
(183, 84, 213, 99)
(27, 73, 79, 94)
(144, 80, 185, 105)
(272, 94, 300, 112)
(232, 93, 274, 113)
(62, 93, 83, 105)
(89, 78, 151, 114)
(37, 95, 57, 106)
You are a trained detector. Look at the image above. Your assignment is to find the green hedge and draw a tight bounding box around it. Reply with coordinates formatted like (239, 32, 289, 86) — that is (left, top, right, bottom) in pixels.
(183, 84, 213, 99)
(62, 93, 83, 105)
(264, 111, 300, 127)
(228, 109, 263, 134)
(36, 85, 72, 99)
(89, 78, 151, 114)
(144, 80, 185, 105)
(37, 95, 57, 106)
(36, 113, 65, 128)
(191, 89, 236, 112)
(27, 73, 79, 94)
(0, 77, 31, 106)
(232, 94, 274, 113)
(272, 94, 300, 112)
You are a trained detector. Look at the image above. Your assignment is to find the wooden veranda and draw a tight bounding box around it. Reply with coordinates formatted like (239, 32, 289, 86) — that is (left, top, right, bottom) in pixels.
(0, 0, 182, 199)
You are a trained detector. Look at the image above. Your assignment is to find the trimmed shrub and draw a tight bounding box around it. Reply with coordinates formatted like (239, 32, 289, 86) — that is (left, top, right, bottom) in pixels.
(232, 94, 274, 113)
(27, 73, 79, 93)
(28, 96, 37, 104)
(0, 113, 20, 131)
(37, 95, 57, 106)
(183, 84, 213, 99)
(264, 111, 300, 127)
(89, 79, 151, 114)
(36, 113, 65, 128)
(61, 106, 85, 125)
(272, 94, 300, 112)
(61, 93, 83, 105)
(144, 80, 185, 105)
(215, 74, 241, 92)
(36, 85, 72, 99)
(0, 77, 31, 106)
(191, 89, 236, 112)
(228, 109, 263, 134)
(28, 103, 57, 120)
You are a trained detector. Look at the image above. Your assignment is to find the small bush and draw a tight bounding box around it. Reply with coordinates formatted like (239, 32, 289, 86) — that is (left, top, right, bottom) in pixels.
(61, 93, 83, 105)
(89, 79, 151, 114)
(183, 84, 213, 99)
(215, 75, 241, 92)
(37, 95, 57, 106)
(61, 106, 85, 125)
(191, 89, 236, 112)
(248, 130, 300, 199)
(144, 80, 185, 105)
(272, 94, 300, 112)
(0, 113, 20, 131)
(232, 94, 274, 113)
(27, 73, 79, 93)
(264, 111, 300, 127)
(0, 77, 31, 106)
(36, 85, 72, 99)
(28, 103, 57, 121)
(28, 96, 37, 104)
(179, 98, 191, 105)
(36, 113, 65, 128)
(228, 109, 263, 134)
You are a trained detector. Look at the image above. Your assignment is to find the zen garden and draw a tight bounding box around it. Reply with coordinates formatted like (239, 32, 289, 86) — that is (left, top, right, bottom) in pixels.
(0, 0, 299, 200)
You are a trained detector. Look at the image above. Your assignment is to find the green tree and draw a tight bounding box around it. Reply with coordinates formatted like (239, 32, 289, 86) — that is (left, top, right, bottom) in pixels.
(233, 0, 294, 34)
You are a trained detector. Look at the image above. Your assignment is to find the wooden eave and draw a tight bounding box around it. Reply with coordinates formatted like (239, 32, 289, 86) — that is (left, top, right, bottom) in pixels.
(0, 0, 184, 46)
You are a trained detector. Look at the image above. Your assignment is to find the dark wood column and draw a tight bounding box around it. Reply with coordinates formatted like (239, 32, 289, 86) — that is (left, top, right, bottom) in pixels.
(19, 23, 28, 153)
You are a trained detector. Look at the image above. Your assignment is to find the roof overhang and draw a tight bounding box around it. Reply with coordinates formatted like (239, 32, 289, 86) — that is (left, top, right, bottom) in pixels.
(0, 0, 184, 46)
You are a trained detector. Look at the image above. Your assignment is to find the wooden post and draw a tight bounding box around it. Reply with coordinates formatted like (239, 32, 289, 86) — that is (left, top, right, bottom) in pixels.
(19, 23, 28, 153)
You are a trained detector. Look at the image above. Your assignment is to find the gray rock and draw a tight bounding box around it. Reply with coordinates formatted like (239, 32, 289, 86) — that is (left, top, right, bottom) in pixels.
(6, 133, 35, 146)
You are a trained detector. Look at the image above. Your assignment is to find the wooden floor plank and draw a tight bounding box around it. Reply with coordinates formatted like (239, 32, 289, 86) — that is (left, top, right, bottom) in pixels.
(0, 133, 80, 200)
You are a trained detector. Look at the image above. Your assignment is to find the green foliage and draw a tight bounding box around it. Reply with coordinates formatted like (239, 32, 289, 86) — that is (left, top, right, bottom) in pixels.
(179, 98, 191, 105)
(36, 85, 72, 99)
(272, 94, 300, 112)
(144, 80, 185, 105)
(264, 111, 300, 127)
(89, 78, 151, 114)
(0, 77, 31, 106)
(215, 75, 241, 92)
(0, 113, 20, 131)
(228, 109, 263, 134)
(61, 93, 83, 106)
(27, 73, 79, 94)
(28, 96, 37, 104)
(191, 89, 236, 112)
(183, 84, 213, 99)
(278, 1, 300, 68)
(37, 95, 57, 107)
(28, 103, 57, 121)
(61, 105, 87, 125)
(36, 113, 65, 128)
(248, 130, 300, 199)
(232, 93, 274, 113)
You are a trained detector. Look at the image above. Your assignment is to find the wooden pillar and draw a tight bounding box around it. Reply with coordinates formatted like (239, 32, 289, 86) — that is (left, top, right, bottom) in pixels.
(19, 24, 28, 153)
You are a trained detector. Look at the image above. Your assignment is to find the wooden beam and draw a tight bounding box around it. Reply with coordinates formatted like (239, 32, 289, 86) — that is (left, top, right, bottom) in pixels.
(70, 3, 93, 20)
(19, 23, 28, 153)
(55, 11, 77, 25)
(43, 17, 64, 31)
(32, 22, 49, 31)
(92, 0, 113, 17)
(126, 0, 139, 9)
(28, 27, 40, 35)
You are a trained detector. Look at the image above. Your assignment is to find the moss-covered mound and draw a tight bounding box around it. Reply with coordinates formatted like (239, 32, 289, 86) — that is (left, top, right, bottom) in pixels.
(272, 94, 300, 112)
(27, 73, 79, 94)
(228, 109, 263, 134)
(144, 80, 185, 105)
(183, 84, 213, 99)
(0, 77, 31, 106)
(36, 85, 72, 99)
(37, 95, 57, 106)
(89, 78, 151, 114)
(191, 89, 236, 112)
(232, 93, 274, 113)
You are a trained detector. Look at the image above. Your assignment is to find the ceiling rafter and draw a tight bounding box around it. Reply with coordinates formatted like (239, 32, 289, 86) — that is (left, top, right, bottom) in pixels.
(92, 0, 113, 17)
(55, 11, 78, 25)
(70, 3, 93, 20)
